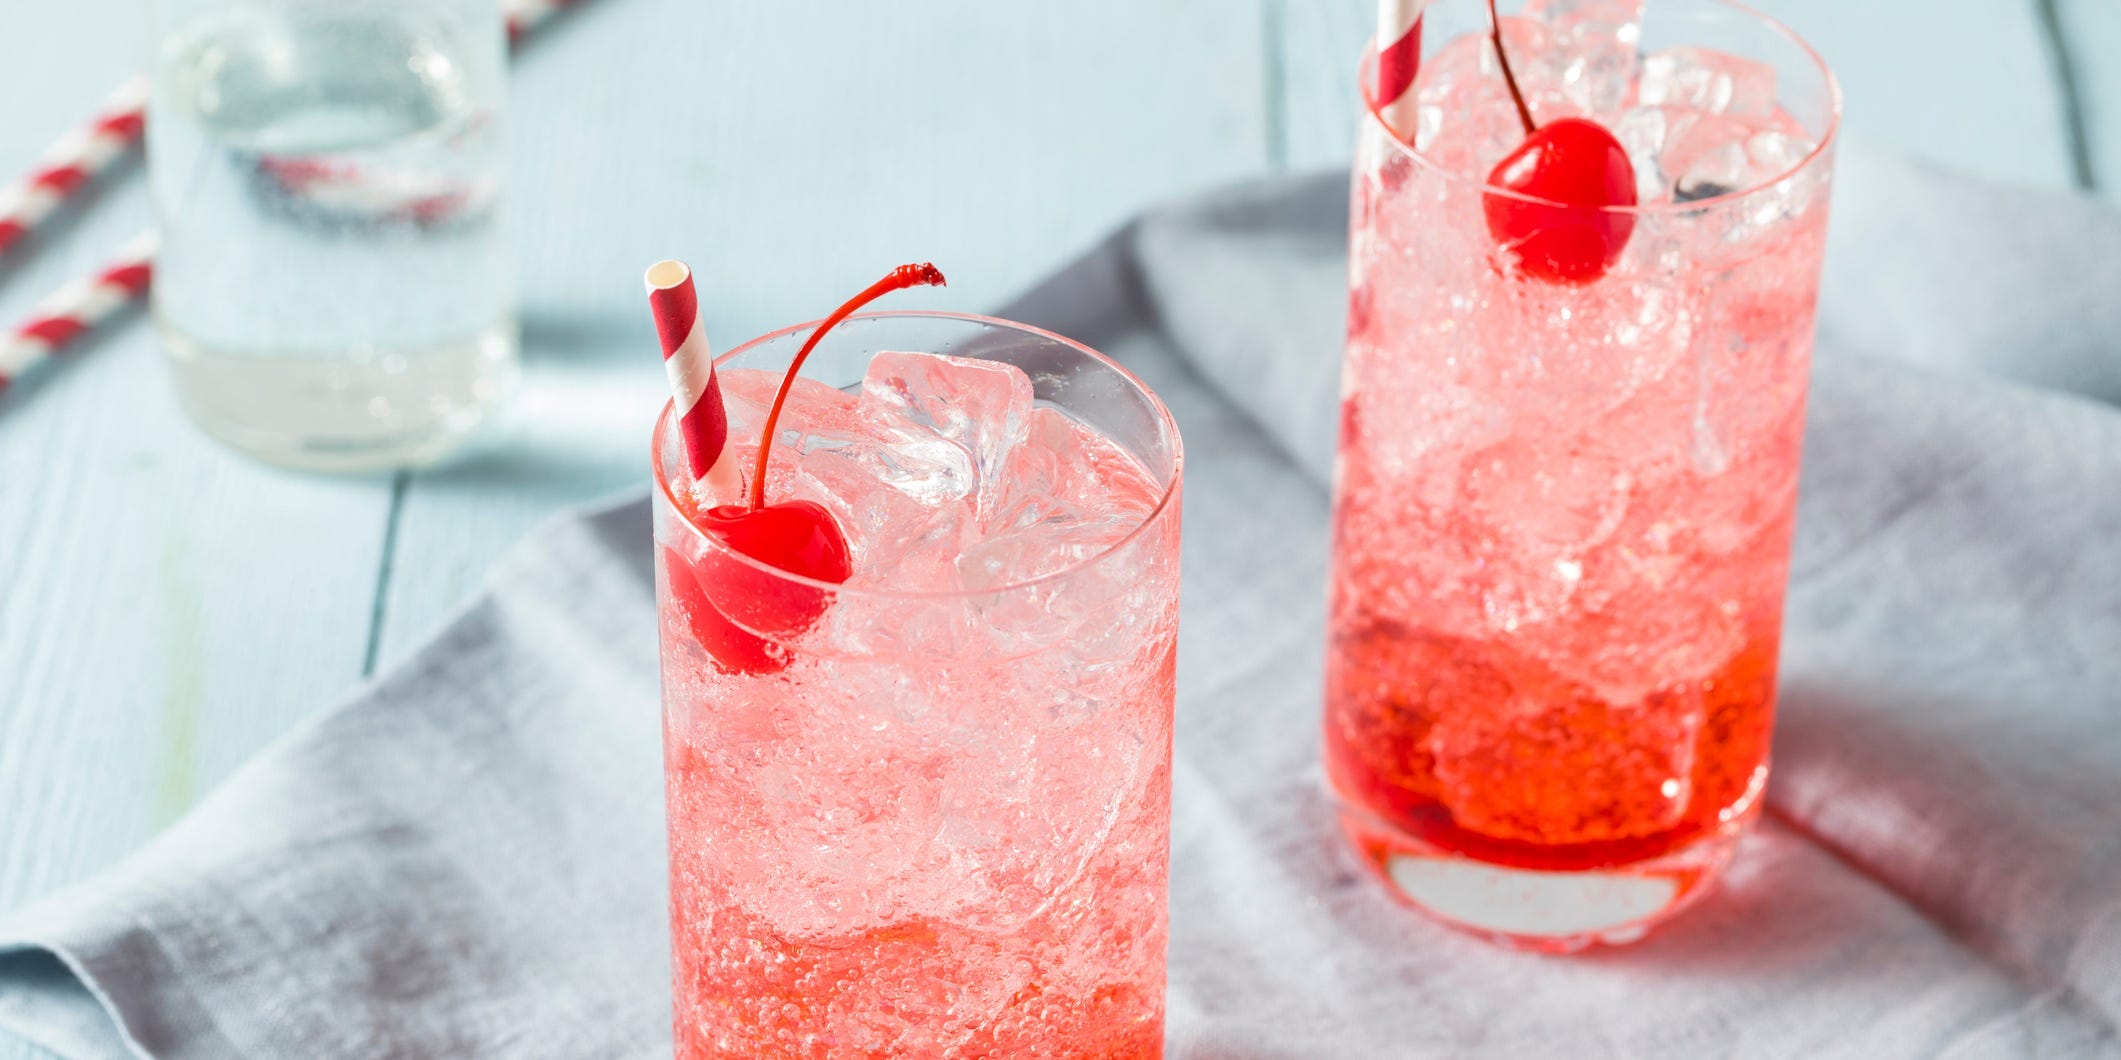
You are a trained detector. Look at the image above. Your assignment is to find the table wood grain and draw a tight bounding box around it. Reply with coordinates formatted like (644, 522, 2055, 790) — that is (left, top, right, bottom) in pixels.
(0, 2, 2105, 1055)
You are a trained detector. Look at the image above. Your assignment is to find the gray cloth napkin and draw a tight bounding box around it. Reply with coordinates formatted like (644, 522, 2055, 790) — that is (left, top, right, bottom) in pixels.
(5, 143, 2121, 1058)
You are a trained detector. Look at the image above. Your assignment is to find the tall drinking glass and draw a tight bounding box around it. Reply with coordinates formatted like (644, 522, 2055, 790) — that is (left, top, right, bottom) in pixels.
(653, 313, 1183, 1055)
(1325, 0, 1838, 950)
(149, 0, 515, 470)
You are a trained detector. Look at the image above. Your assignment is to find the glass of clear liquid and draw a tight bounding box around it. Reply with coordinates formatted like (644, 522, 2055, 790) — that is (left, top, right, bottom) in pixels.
(149, 0, 516, 471)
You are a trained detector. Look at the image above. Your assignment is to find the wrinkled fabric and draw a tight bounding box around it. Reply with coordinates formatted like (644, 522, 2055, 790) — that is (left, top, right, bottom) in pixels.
(5, 145, 2119, 1058)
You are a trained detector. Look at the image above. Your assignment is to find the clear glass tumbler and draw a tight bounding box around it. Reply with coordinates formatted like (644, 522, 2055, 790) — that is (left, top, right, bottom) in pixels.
(653, 312, 1183, 1056)
(148, 0, 516, 471)
(1324, 0, 1839, 950)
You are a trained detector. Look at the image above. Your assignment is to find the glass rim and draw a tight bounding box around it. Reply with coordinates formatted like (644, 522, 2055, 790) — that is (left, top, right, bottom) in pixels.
(653, 309, 1185, 602)
(1361, 0, 1843, 215)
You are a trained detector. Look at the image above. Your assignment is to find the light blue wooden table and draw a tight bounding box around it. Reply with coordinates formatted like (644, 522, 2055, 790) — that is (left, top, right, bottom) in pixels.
(0, 1, 2112, 1055)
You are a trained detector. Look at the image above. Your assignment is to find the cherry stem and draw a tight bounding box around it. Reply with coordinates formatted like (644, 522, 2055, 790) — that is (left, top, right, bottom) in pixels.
(750, 263, 948, 510)
(1487, 0, 1538, 136)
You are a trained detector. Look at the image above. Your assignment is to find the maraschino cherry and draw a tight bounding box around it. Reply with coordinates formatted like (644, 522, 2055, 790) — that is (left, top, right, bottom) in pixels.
(1480, 0, 1636, 283)
(666, 263, 947, 674)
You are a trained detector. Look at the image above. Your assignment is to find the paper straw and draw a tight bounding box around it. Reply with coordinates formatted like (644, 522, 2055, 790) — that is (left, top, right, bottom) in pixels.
(645, 259, 736, 489)
(0, 231, 155, 394)
(0, 77, 148, 260)
(1375, 0, 1426, 138)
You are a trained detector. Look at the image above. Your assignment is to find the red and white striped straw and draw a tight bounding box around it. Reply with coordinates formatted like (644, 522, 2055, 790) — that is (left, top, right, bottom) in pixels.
(0, 76, 148, 260)
(1374, 0, 1426, 138)
(0, 231, 155, 394)
(645, 259, 737, 490)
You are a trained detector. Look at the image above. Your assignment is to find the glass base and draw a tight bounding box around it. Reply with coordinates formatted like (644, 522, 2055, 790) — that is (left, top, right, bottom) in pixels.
(1338, 806, 1747, 953)
(162, 320, 518, 474)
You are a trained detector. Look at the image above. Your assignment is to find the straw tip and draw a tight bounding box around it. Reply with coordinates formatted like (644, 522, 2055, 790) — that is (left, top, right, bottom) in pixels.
(645, 259, 692, 293)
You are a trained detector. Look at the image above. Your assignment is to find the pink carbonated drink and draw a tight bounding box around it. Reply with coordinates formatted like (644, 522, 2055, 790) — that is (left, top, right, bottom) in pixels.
(1326, 0, 1837, 949)
(653, 313, 1182, 1056)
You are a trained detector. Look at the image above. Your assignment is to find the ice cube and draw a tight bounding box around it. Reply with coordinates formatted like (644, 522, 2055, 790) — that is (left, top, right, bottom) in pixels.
(715, 365, 864, 446)
(992, 408, 1158, 530)
(861, 351, 1034, 519)
(1658, 113, 1757, 202)
(793, 442, 973, 590)
(841, 403, 978, 510)
(958, 407, 1161, 659)
(1526, 0, 1645, 118)
(1614, 104, 1697, 202)
(1557, 34, 1641, 117)
(1473, 437, 1633, 553)
(1637, 45, 1777, 117)
(699, 368, 871, 507)
(1676, 146, 1748, 202)
(1365, 383, 1511, 477)
(1745, 130, 1810, 178)
(962, 409, 1154, 586)
(718, 362, 976, 586)
(958, 512, 1136, 591)
(1667, 125, 1819, 232)
(1411, 20, 1559, 171)
(1620, 109, 1813, 207)
(717, 367, 977, 541)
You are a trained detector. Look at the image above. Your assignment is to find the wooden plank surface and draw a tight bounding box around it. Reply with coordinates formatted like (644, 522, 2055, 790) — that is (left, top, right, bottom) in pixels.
(0, 5, 392, 1057)
(0, 0, 392, 909)
(2054, 0, 2118, 195)
(0, 1, 2111, 1056)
